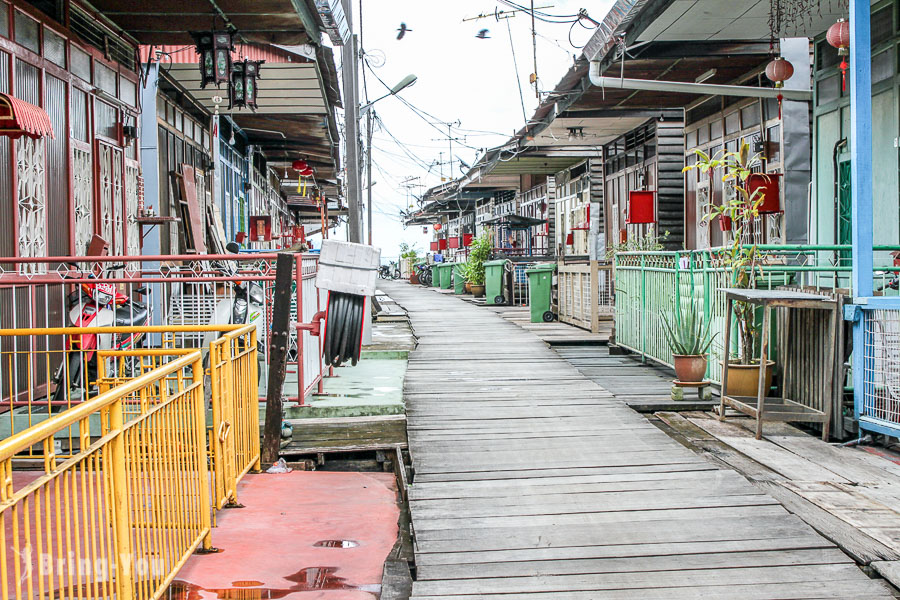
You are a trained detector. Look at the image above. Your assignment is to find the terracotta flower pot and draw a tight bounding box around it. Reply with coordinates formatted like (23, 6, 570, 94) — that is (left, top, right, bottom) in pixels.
(471, 284, 485, 297)
(673, 355, 707, 383)
(722, 360, 775, 397)
(465, 282, 472, 293)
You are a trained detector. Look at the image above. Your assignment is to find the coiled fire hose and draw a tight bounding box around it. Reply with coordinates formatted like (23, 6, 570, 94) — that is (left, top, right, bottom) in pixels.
(321, 291, 366, 367)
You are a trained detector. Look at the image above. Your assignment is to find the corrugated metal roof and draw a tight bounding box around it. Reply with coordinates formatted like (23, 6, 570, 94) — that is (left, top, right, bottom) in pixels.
(139, 44, 312, 65)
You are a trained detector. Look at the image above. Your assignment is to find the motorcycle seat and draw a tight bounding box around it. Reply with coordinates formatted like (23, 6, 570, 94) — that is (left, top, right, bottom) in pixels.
(115, 303, 149, 326)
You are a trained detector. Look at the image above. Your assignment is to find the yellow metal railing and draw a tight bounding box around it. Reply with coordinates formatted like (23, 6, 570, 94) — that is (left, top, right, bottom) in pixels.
(0, 351, 210, 600)
(207, 326, 260, 508)
(0, 325, 262, 599)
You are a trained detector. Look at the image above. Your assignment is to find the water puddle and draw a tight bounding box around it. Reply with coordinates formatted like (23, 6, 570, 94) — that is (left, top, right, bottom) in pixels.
(167, 567, 380, 599)
(313, 539, 360, 548)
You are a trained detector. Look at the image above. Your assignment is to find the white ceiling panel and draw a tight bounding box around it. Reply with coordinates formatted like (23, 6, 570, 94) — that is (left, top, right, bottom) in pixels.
(637, 0, 695, 41)
(638, 0, 847, 42)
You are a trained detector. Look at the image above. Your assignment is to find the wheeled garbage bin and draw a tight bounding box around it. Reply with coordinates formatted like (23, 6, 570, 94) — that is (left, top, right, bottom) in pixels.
(526, 263, 557, 323)
(452, 262, 467, 294)
(484, 259, 509, 305)
(436, 263, 453, 289)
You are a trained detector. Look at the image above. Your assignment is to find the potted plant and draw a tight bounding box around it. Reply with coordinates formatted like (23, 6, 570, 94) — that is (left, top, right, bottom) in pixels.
(662, 300, 716, 383)
(465, 233, 492, 297)
(684, 143, 774, 396)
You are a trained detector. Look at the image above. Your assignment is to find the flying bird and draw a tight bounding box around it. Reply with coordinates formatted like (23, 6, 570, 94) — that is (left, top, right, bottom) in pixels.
(476, 29, 490, 39)
(397, 23, 411, 40)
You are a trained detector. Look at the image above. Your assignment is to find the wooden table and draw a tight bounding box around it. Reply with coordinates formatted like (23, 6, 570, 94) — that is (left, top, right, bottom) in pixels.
(720, 288, 838, 440)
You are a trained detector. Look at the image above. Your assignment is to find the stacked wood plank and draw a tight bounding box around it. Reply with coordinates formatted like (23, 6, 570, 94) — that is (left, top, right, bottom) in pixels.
(382, 280, 895, 599)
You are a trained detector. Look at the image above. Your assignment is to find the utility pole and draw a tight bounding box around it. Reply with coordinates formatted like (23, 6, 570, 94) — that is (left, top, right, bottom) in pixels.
(531, 0, 539, 98)
(342, 33, 362, 242)
(366, 108, 374, 245)
(431, 123, 463, 178)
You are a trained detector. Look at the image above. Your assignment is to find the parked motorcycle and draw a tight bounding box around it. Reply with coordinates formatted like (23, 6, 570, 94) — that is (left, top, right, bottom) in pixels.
(51, 264, 150, 403)
(378, 261, 401, 280)
(201, 242, 267, 353)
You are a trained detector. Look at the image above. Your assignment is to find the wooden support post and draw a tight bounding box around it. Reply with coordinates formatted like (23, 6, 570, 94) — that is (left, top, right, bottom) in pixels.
(262, 252, 295, 466)
(719, 298, 733, 420)
(755, 306, 771, 440)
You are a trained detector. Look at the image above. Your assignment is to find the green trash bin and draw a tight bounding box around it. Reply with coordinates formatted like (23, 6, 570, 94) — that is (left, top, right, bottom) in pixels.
(484, 259, 509, 305)
(431, 262, 442, 287)
(526, 263, 557, 323)
(437, 263, 453, 289)
(452, 262, 467, 294)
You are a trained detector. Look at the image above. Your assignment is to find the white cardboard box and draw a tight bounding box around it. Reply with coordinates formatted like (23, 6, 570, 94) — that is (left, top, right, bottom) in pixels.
(315, 240, 381, 296)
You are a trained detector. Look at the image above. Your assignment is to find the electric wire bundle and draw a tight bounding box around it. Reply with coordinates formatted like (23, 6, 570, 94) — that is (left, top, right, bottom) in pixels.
(322, 291, 365, 367)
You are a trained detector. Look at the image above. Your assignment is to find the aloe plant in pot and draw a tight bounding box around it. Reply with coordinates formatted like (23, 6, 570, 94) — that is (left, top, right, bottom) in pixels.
(662, 300, 716, 383)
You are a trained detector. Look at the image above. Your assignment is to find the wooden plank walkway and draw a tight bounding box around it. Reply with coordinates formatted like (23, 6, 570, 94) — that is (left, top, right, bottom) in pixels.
(381, 281, 895, 599)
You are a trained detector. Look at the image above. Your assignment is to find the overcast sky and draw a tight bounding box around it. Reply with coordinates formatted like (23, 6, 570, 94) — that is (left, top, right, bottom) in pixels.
(330, 0, 613, 261)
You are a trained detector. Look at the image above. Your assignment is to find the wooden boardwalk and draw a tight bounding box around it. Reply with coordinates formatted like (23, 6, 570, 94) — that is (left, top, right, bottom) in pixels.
(382, 281, 895, 599)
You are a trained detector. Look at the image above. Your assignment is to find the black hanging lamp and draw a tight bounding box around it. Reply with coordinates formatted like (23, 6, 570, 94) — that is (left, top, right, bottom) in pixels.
(229, 58, 264, 111)
(189, 29, 235, 88)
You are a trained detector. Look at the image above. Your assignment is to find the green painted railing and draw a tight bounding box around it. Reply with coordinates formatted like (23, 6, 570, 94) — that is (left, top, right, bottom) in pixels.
(614, 245, 900, 384)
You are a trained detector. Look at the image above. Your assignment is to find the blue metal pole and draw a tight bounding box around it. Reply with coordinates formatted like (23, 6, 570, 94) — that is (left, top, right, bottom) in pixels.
(850, 0, 873, 297)
(850, 0, 873, 428)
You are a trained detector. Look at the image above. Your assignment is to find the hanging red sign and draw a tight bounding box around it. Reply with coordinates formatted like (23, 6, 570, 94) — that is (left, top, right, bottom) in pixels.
(627, 190, 656, 224)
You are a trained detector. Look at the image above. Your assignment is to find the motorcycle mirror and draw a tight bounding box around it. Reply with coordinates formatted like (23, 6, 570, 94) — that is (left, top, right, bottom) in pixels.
(225, 242, 241, 254)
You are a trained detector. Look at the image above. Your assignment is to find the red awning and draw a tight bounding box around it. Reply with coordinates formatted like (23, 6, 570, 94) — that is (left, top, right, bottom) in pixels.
(0, 93, 53, 140)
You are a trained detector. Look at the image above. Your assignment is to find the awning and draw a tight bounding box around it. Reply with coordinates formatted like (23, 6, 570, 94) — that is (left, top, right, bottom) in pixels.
(483, 214, 546, 229)
(0, 93, 53, 140)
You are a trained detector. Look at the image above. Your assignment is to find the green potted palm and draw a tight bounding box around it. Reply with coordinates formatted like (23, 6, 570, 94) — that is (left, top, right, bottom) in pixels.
(684, 143, 773, 396)
(662, 300, 717, 383)
(465, 233, 492, 297)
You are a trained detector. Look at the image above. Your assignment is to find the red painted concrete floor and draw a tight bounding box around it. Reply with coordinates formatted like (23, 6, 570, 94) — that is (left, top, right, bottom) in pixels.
(170, 471, 399, 600)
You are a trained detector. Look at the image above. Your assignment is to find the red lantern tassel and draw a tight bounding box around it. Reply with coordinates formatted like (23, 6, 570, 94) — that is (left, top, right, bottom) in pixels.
(777, 93, 783, 120)
(840, 59, 848, 91)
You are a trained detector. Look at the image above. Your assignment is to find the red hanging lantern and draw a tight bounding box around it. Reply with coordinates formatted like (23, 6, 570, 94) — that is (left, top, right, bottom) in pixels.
(765, 57, 794, 88)
(827, 18, 851, 91)
(299, 167, 313, 177)
(433, 223, 442, 231)
(765, 57, 794, 119)
(292, 160, 308, 171)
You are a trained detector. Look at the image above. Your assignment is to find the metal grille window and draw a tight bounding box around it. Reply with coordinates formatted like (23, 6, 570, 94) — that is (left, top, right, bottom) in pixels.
(0, 4, 8, 38)
(863, 309, 900, 428)
(126, 165, 140, 260)
(70, 45, 91, 83)
(94, 60, 116, 96)
(13, 10, 39, 54)
(42, 27, 65, 67)
(73, 148, 93, 254)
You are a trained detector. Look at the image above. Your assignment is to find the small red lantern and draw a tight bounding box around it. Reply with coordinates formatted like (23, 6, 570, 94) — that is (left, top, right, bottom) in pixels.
(299, 167, 313, 177)
(827, 18, 850, 91)
(433, 223, 442, 231)
(765, 57, 794, 119)
(627, 190, 656, 224)
(765, 57, 794, 88)
(292, 160, 308, 171)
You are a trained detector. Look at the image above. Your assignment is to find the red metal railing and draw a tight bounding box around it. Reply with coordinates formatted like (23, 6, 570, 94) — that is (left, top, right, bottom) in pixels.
(0, 253, 327, 414)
